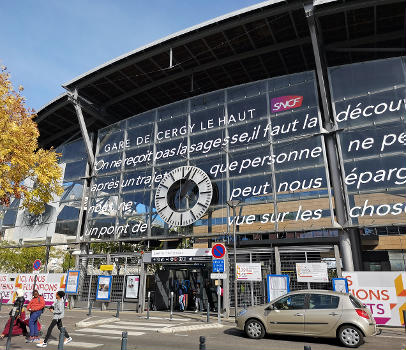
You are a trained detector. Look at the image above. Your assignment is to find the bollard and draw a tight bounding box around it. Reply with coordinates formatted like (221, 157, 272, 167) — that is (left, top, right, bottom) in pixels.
(206, 302, 210, 323)
(199, 336, 206, 350)
(217, 285, 221, 324)
(58, 327, 65, 350)
(170, 291, 173, 321)
(5, 315, 14, 350)
(121, 331, 128, 350)
(304, 346, 311, 350)
(403, 310, 406, 333)
(87, 301, 93, 316)
(116, 301, 121, 318)
(0, 294, 3, 311)
(147, 291, 150, 320)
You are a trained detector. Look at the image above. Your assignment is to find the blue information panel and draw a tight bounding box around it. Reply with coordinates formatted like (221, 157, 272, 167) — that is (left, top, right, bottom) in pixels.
(212, 259, 224, 273)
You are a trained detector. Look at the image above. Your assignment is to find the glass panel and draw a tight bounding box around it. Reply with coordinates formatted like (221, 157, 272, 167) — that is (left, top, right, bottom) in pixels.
(126, 123, 155, 149)
(191, 90, 224, 112)
(55, 221, 78, 236)
(127, 110, 155, 128)
(309, 294, 339, 309)
(98, 129, 126, 156)
(228, 80, 267, 102)
(60, 139, 87, 162)
(273, 294, 306, 310)
(157, 100, 188, 119)
(190, 106, 225, 132)
(63, 160, 87, 180)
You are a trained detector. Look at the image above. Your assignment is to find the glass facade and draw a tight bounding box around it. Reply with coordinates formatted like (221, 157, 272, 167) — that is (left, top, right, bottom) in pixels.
(85, 70, 334, 242)
(329, 57, 406, 227)
(2, 57, 405, 245)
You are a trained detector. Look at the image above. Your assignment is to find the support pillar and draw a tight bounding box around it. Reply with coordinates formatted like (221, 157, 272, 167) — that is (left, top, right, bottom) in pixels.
(274, 246, 281, 275)
(305, 3, 355, 271)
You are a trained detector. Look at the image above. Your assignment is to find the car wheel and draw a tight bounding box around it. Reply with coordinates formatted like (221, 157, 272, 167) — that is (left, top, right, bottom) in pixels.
(338, 325, 364, 348)
(245, 319, 265, 339)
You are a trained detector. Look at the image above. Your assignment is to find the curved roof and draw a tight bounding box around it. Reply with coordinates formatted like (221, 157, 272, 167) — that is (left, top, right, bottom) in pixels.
(36, 0, 406, 148)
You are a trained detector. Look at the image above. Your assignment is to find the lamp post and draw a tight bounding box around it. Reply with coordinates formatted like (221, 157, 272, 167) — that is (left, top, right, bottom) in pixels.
(227, 199, 241, 318)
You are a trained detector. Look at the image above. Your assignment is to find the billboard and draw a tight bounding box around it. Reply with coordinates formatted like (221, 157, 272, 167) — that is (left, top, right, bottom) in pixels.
(343, 271, 406, 326)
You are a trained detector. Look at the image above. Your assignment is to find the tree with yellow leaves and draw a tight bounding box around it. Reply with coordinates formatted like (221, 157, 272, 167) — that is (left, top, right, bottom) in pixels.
(0, 66, 63, 215)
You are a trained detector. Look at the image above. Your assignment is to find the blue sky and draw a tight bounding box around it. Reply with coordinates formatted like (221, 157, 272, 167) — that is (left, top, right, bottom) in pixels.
(1, 1, 263, 111)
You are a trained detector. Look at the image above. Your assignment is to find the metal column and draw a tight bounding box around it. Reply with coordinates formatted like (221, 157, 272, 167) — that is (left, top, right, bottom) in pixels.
(305, 3, 355, 271)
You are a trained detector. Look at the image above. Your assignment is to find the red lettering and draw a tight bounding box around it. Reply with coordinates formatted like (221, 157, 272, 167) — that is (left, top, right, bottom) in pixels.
(356, 289, 368, 300)
(381, 290, 389, 300)
(369, 289, 380, 300)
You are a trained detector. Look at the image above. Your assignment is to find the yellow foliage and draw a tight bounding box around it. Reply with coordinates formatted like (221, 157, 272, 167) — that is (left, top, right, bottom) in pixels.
(0, 66, 63, 214)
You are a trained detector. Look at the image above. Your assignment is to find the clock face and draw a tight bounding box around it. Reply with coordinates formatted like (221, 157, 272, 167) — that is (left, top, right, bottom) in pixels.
(155, 166, 213, 227)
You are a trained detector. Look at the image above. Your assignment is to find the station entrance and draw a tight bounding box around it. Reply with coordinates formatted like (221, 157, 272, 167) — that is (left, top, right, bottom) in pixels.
(74, 244, 341, 315)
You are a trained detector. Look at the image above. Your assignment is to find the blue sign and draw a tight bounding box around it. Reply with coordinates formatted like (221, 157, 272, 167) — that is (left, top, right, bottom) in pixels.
(332, 278, 349, 293)
(212, 244, 226, 258)
(212, 259, 224, 273)
(33, 259, 41, 271)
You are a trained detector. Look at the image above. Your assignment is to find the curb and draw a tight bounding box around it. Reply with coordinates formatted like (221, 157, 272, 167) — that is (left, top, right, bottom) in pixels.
(158, 323, 225, 333)
(76, 317, 120, 328)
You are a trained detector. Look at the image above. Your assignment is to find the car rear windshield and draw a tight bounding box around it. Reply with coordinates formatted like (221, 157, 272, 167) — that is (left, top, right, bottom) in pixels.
(349, 295, 364, 308)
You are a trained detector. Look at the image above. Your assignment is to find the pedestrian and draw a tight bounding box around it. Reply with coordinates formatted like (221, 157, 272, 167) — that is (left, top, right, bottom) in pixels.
(178, 285, 184, 311)
(1, 289, 27, 340)
(36, 291, 72, 348)
(194, 282, 202, 312)
(26, 289, 45, 343)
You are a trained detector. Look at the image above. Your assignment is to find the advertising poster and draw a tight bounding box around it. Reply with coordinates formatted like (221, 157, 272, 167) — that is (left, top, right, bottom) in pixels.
(296, 263, 328, 283)
(343, 271, 406, 326)
(236, 263, 262, 281)
(0, 273, 66, 306)
(267, 274, 290, 302)
(65, 271, 80, 294)
(125, 275, 140, 299)
(96, 275, 112, 301)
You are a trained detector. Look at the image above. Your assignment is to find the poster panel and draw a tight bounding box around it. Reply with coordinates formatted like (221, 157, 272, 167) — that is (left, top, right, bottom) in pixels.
(0, 273, 66, 306)
(267, 274, 290, 302)
(343, 271, 406, 326)
(125, 275, 140, 299)
(65, 271, 80, 294)
(296, 263, 328, 283)
(96, 275, 112, 301)
(332, 278, 349, 293)
(236, 263, 262, 281)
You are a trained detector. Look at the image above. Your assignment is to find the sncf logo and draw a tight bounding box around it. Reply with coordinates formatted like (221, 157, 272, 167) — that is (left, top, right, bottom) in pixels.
(271, 95, 303, 113)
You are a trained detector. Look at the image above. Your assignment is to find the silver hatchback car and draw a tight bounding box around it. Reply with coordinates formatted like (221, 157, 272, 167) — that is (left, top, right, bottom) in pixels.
(236, 290, 377, 348)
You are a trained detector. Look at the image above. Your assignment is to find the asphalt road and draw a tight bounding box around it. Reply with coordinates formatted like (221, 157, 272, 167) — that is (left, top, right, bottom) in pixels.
(0, 309, 403, 350)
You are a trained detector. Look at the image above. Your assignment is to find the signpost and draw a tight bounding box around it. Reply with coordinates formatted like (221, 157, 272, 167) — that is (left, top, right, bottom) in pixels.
(211, 243, 226, 324)
(212, 259, 224, 273)
(296, 263, 328, 283)
(236, 263, 262, 281)
(33, 260, 41, 271)
(211, 244, 226, 259)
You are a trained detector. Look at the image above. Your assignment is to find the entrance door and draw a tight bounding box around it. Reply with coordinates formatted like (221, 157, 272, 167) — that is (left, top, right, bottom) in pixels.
(266, 293, 307, 335)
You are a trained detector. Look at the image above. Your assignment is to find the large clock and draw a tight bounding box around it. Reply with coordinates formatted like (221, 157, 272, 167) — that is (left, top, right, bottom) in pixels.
(155, 166, 213, 227)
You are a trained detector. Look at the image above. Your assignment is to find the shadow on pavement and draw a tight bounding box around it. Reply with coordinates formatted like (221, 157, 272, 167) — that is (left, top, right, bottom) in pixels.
(223, 328, 340, 347)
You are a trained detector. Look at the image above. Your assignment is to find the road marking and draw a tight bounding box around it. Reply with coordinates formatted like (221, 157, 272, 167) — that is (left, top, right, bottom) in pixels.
(76, 328, 145, 337)
(116, 321, 180, 327)
(138, 316, 191, 321)
(376, 335, 406, 339)
(98, 324, 169, 331)
(70, 333, 121, 340)
(48, 340, 103, 348)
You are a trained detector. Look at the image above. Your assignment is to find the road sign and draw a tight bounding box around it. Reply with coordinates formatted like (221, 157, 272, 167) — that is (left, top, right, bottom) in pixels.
(33, 259, 41, 271)
(212, 259, 224, 273)
(211, 273, 227, 279)
(211, 243, 226, 259)
(100, 265, 114, 271)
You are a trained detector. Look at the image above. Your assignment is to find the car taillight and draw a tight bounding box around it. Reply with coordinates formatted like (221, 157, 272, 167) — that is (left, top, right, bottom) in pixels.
(356, 309, 370, 320)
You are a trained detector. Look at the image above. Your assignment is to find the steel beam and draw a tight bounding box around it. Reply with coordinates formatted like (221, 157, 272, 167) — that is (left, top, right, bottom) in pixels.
(68, 90, 95, 168)
(103, 37, 311, 108)
(305, 3, 355, 271)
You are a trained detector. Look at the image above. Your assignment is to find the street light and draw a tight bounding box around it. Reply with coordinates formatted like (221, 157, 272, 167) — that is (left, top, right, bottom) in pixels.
(227, 199, 241, 318)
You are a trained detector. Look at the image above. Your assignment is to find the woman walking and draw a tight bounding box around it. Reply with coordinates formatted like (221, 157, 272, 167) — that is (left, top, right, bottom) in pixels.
(36, 291, 72, 348)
